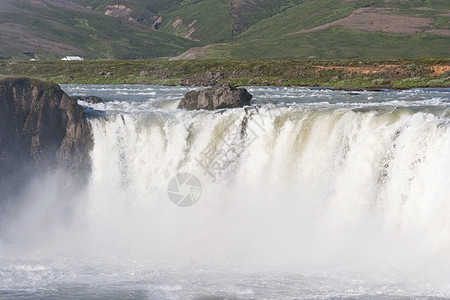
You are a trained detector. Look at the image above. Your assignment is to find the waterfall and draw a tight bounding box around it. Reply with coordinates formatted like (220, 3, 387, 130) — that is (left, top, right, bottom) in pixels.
(80, 103, 450, 269)
(1, 85, 449, 297)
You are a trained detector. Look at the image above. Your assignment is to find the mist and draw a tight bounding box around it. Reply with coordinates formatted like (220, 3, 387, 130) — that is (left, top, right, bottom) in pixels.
(1, 86, 450, 298)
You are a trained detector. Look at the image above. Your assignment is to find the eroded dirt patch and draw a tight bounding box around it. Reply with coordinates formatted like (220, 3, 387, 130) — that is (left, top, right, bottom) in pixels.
(294, 11, 434, 35)
(169, 17, 199, 41)
(102, 4, 137, 23)
(172, 17, 182, 28)
(430, 65, 450, 75)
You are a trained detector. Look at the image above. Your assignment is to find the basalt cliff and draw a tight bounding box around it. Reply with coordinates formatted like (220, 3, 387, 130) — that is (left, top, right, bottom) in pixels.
(0, 77, 92, 201)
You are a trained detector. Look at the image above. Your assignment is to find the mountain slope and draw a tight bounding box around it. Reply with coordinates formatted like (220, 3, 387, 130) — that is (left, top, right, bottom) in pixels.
(235, 0, 450, 39)
(0, 0, 198, 59)
(156, 0, 303, 43)
(172, 0, 449, 59)
(157, 0, 234, 43)
(0, 0, 448, 60)
(72, 0, 185, 26)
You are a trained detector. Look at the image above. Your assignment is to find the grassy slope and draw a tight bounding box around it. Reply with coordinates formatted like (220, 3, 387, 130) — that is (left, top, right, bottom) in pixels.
(235, 0, 371, 39)
(207, 28, 450, 60)
(75, 0, 237, 43)
(232, 0, 302, 30)
(0, 1, 198, 59)
(202, 0, 450, 59)
(157, 0, 303, 42)
(0, 0, 448, 60)
(73, 0, 184, 15)
(158, 0, 234, 43)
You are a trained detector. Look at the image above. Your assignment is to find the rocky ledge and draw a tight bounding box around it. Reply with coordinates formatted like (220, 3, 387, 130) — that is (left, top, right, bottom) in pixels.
(0, 77, 92, 200)
(70, 95, 104, 104)
(178, 83, 253, 110)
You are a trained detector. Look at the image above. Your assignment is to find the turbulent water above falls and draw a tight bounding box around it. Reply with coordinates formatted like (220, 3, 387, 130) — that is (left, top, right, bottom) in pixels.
(1, 85, 450, 299)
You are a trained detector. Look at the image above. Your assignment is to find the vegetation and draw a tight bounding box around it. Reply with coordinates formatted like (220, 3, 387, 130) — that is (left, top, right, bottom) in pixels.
(0, 0, 448, 60)
(158, 0, 234, 43)
(0, 59, 448, 88)
(211, 28, 450, 60)
(202, 0, 450, 60)
(0, 0, 198, 60)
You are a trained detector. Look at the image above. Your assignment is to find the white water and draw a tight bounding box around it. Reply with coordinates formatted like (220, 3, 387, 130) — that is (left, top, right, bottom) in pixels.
(1, 85, 450, 299)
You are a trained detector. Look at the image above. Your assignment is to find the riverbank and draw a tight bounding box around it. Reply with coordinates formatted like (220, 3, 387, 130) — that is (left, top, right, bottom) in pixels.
(0, 59, 449, 89)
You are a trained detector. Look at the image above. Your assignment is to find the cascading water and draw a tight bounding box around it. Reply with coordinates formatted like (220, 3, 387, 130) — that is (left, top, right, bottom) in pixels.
(1, 85, 449, 299)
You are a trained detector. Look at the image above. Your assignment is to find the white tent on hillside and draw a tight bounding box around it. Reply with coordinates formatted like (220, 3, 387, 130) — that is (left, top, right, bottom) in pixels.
(61, 56, 84, 61)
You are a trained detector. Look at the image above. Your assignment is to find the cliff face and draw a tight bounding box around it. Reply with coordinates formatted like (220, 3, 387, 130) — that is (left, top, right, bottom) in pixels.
(0, 77, 92, 201)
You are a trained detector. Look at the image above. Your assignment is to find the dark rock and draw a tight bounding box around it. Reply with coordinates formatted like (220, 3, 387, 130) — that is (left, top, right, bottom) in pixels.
(140, 70, 151, 77)
(85, 95, 103, 104)
(179, 83, 252, 110)
(0, 77, 92, 201)
(71, 95, 104, 104)
(99, 71, 114, 76)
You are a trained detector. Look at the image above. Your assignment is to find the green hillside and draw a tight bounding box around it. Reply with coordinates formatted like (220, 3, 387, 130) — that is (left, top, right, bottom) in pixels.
(205, 28, 450, 60)
(72, 0, 185, 26)
(157, 0, 303, 42)
(0, 0, 198, 60)
(158, 0, 234, 43)
(0, 0, 448, 60)
(190, 0, 450, 59)
(240, 0, 450, 38)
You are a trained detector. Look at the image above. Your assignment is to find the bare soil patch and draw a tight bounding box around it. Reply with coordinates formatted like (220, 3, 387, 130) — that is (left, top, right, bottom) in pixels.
(430, 65, 450, 75)
(103, 5, 132, 18)
(294, 11, 434, 35)
(172, 17, 182, 28)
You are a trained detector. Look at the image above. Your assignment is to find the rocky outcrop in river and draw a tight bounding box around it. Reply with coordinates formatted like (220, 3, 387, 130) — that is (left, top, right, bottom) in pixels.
(0, 77, 92, 201)
(179, 83, 253, 110)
